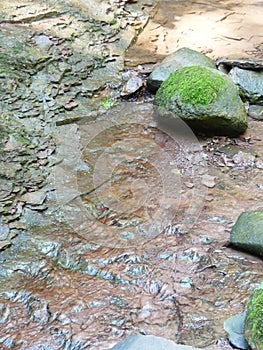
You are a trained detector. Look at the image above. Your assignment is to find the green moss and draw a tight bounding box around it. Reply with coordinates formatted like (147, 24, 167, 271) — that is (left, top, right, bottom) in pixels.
(245, 287, 263, 347)
(101, 97, 116, 110)
(155, 66, 226, 107)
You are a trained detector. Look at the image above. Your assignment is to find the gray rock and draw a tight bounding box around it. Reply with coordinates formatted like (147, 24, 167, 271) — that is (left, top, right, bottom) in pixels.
(33, 34, 53, 49)
(0, 222, 10, 240)
(230, 211, 263, 258)
(147, 47, 215, 92)
(248, 105, 263, 120)
(216, 58, 263, 71)
(224, 313, 249, 349)
(201, 174, 216, 188)
(0, 240, 12, 251)
(0, 179, 13, 200)
(121, 76, 143, 96)
(110, 335, 201, 350)
(154, 66, 247, 136)
(21, 190, 47, 206)
(229, 67, 263, 105)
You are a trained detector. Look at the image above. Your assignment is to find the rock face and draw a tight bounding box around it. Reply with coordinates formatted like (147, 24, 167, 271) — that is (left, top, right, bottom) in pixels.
(230, 211, 263, 258)
(154, 66, 248, 136)
(229, 67, 263, 105)
(244, 286, 263, 350)
(147, 47, 215, 92)
(111, 335, 201, 350)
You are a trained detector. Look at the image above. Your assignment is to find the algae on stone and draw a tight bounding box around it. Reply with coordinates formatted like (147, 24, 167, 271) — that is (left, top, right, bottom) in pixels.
(156, 66, 226, 107)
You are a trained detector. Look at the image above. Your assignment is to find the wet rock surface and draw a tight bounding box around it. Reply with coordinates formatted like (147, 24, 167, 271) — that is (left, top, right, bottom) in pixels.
(0, 0, 263, 349)
(2, 100, 263, 349)
(0, 113, 52, 246)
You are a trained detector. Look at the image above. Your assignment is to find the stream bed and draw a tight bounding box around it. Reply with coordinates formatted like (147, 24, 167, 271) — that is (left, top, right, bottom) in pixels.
(0, 0, 263, 349)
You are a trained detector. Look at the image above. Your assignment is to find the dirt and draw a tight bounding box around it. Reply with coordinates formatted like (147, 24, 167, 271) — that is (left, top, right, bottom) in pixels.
(125, 0, 263, 66)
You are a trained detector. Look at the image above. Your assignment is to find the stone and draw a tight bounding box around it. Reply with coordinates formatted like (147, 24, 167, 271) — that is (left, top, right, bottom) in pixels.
(216, 58, 263, 71)
(121, 76, 143, 96)
(229, 211, 263, 258)
(229, 67, 263, 105)
(0, 240, 12, 251)
(0, 222, 9, 240)
(154, 66, 248, 136)
(248, 105, 263, 120)
(4, 134, 26, 150)
(21, 190, 47, 206)
(147, 47, 215, 92)
(232, 151, 255, 167)
(224, 313, 249, 349)
(110, 335, 201, 350)
(33, 34, 52, 49)
(244, 286, 263, 349)
(201, 174, 216, 188)
(0, 179, 13, 201)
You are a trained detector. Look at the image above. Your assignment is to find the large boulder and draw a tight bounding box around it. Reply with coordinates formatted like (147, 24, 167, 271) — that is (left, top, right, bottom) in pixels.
(229, 67, 263, 105)
(147, 47, 215, 92)
(110, 335, 201, 350)
(229, 211, 263, 258)
(154, 66, 248, 136)
(244, 286, 263, 350)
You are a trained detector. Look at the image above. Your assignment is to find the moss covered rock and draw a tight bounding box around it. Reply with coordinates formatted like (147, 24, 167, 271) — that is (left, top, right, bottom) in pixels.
(230, 211, 263, 258)
(154, 66, 248, 136)
(244, 286, 263, 349)
(147, 47, 215, 92)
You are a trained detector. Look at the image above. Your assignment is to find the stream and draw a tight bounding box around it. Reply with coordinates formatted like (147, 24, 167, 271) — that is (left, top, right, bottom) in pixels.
(0, 0, 263, 349)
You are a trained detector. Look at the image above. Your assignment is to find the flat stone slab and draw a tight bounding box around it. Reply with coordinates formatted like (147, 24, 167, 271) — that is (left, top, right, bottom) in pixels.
(111, 335, 201, 350)
(217, 58, 263, 71)
(21, 190, 47, 206)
